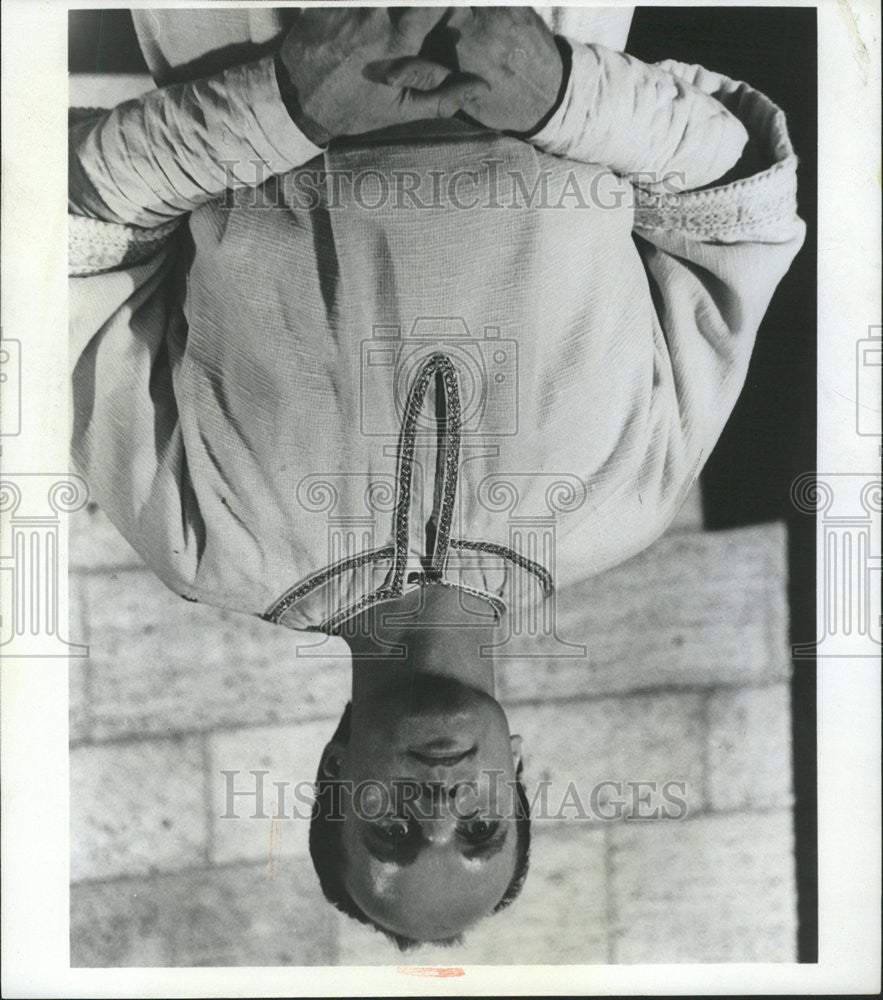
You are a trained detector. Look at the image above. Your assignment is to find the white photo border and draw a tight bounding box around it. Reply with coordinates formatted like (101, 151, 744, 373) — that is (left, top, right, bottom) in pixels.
(1, 0, 880, 995)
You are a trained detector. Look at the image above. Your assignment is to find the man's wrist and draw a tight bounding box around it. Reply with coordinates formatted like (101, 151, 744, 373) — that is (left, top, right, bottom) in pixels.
(504, 35, 572, 140)
(273, 49, 332, 148)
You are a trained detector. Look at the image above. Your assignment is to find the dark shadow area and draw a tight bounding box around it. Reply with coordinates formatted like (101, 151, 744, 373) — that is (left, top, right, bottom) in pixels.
(69, 9, 149, 74)
(629, 5, 818, 964)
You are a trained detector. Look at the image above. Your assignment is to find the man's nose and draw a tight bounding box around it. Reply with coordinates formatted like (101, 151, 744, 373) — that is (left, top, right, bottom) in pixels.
(421, 816, 455, 844)
(414, 780, 477, 818)
(416, 796, 460, 845)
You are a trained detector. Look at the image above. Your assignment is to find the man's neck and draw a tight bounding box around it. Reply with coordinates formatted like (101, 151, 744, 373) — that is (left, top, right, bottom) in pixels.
(343, 584, 501, 697)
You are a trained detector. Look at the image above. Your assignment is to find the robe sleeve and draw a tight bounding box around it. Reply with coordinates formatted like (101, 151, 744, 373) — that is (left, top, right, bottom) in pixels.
(531, 43, 805, 574)
(69, 54, 323, 598)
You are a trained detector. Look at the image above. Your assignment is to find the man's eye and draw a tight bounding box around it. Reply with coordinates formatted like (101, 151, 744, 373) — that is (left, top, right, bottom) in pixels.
(459, 819, 500, 844)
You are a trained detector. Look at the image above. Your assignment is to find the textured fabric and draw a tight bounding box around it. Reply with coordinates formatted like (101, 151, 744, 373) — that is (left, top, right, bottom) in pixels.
(68, 54, 324, 232)
(69, 15, 805, 634)
(532, 43, 749, 190)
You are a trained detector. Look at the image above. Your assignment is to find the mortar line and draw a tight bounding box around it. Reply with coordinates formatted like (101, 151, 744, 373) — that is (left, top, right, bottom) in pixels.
(68, 678, 789, 750)
(201, 733, 215, 867)
(603, 820, 617, 964)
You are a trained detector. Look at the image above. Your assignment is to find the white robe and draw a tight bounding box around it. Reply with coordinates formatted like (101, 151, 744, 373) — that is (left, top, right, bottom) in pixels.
(69, 10, 805, 636)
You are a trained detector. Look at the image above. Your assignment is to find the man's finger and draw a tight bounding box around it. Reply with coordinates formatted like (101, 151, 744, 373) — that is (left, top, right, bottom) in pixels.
(386, 57, 451, 91)
(392, 6, 450, 49)
(402, 73, 491, 120)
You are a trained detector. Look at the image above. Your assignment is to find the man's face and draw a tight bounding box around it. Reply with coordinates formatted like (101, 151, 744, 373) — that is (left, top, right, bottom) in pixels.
(327, 675, 522, 941)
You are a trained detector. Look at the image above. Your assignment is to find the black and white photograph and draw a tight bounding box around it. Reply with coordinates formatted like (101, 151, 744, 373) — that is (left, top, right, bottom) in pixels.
(1, 0, 880, 995)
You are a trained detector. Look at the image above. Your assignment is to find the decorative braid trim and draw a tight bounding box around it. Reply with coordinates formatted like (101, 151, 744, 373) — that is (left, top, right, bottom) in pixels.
(634, 154, 798, 240)
(449, 538, 554, 597)
(435, 578, 506, 623)
(262, 545, 395, 625)
(69, 214, 181, 276)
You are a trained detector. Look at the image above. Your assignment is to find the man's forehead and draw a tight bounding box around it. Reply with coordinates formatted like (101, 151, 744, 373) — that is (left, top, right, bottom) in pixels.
(345, 839, 516, 938)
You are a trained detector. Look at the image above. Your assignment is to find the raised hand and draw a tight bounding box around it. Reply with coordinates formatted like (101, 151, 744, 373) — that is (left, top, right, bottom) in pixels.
(385, 6, 564, 135)
(277, 7, 491, 144)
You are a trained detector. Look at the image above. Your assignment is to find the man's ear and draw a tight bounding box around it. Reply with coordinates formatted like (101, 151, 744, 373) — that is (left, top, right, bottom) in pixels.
(320, 740, 346, 778)
(509, 734, 523, 770)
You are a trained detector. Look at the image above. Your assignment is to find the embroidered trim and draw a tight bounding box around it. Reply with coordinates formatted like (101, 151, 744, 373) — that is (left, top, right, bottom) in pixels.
(633, 153, 799, 240)
(449, 538, 555, 597)
(266, 353, 460, 629)
(314, 355, 465, 633)
(262, 544, 395, 624)
(390, 352, 461, 590)
(429, 362, 461, 574)
(435, 578, 506, 623)
(315, 586, 402, 634)
(69, 214, 182, 277)
(316, 579, 505, 634)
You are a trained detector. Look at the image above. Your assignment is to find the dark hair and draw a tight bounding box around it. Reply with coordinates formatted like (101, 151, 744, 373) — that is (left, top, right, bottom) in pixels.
(309, 703, 531, 952)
